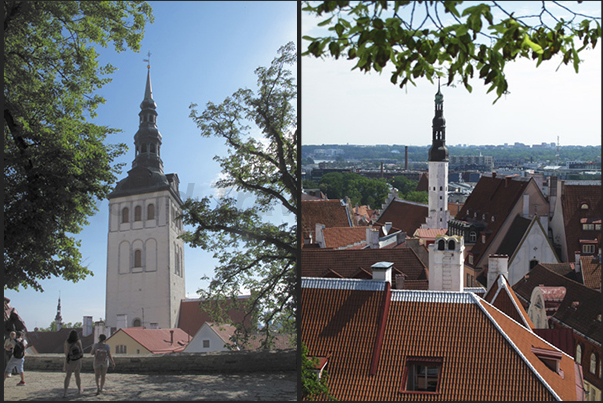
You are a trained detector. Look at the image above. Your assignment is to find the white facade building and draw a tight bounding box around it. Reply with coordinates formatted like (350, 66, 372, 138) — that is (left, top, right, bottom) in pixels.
(105, 66, 185, 330)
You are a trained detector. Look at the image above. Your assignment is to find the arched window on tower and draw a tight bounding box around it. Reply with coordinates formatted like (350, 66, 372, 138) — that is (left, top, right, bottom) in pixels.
(134, 206, 142, 221)
(448, 240, 456, 250)
(438, 239, 446, 250)
(142, 144, 147, 153)
(147, 204, 155, 220)
(576, 344, 583, 364)
(150, 144, 156, 154)
(133, 318, 142, 327)
(122, 207, 129, 223)
(134, 249, 142, 268)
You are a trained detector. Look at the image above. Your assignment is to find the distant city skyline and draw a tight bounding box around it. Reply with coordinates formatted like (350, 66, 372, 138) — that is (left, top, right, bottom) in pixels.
(301, 2, 601, 147)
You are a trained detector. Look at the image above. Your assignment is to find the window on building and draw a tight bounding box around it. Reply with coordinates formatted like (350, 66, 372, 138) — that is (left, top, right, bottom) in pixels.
(115, 345, 127, 354)
(596, 224, 601, 231)
(150, 144, 156, 154)
(142, 144, 147, 153)
(134, 206, 142, 221)
(581, 203, 589, 210)
(400, 358, 442, 394)
(147, 203, 155, 220)
(468, 255, 474, 265)
(203, 340, 210, 348)
(590, 353, 598, 375)
(583, 244, 595, 254)
(466, 274, 471, 287)
(438, 240, 446, 251)
(122, 207, 129, 223)
(134, 249, 142, 267)
(448, 240, 455, 250)
(583, 223, 595, 230)
(576, 344, 583, 364)
(469, 232, 477, 243)
(530, 260, 539, 270)
(133, 318, 141, 327)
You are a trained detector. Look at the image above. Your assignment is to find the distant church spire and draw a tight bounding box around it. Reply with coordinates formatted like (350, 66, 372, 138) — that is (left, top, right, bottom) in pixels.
(55, 294, 63, 331)
(429, 78, 448, 162)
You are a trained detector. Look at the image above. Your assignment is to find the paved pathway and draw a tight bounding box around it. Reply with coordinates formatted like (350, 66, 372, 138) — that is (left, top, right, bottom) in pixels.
(3, 371, 297, 401)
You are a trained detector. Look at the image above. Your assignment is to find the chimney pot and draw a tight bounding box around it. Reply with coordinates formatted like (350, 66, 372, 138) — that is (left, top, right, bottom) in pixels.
(371, 262, 393, 283)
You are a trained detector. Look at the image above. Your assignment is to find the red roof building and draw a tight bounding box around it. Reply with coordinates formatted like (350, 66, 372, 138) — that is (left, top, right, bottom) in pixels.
(177, 296, 252, 338)
(107, 327, 190, 354)
(302, 276, 583, 401)
(302, 199, 354, 246)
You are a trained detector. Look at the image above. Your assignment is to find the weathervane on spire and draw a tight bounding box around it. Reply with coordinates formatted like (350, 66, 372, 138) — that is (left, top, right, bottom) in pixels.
(143, 51, 151, 69)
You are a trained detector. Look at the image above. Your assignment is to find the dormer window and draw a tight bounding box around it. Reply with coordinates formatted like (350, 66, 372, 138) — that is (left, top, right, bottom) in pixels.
(400, 357, 443, 394)
(581, 203, 589, 210)
(532, 346, 562, 374)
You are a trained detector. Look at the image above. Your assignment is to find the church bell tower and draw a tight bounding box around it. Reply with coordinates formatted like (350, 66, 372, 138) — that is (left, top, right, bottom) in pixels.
(424, 80, 450, 230)
(105, 61, 185, 330)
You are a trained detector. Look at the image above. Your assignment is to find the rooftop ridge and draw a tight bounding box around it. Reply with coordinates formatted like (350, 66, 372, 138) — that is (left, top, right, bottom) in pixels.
(390, 289, 476, 304)
(301, 277, 386, 291)
(474, 297, 562, 401)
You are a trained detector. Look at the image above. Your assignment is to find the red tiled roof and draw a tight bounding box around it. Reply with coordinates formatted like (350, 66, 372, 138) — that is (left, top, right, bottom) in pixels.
(177, 297, 252, 337)
(203, 323, 294, 351)
(416, 173, 428, 192)
(580, 255, 601, 290)
(560, 183, 601, 260)
(301, 248, 427, 283)
(302, 200, 353, 243)
(376, 199, 428, 236)
(116, 327, 190, 354)
(413, 228, 448, 240)
(322, 227, 368, 249)
(455, 175, 533, 268)
(302, 278, 579, 401)
(483, 274, 535, 330)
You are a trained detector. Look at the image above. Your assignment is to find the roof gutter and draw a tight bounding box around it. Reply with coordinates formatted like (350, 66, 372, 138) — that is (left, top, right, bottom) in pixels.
(369, 281, 391, 376)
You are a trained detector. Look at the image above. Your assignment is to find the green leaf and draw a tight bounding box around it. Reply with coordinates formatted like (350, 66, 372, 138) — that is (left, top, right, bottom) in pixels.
(522, 34, 543, 54)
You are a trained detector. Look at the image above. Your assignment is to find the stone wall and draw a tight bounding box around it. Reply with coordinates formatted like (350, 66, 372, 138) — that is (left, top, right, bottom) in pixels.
(24, 349, 296, 374)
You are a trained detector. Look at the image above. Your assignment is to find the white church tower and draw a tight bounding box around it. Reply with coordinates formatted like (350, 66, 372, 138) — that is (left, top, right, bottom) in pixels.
(105, 63, 185, 330)
(428, 235, 464, 292)
(423, 81, 450, 230)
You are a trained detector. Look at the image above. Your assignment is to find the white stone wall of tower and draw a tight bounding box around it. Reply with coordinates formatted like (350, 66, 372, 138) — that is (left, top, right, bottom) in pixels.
(106, 190, 185, 330)
(426, 161, 450, 230)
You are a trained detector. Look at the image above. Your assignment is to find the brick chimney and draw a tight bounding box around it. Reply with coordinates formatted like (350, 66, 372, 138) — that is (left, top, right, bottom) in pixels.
(371, 261, 393, 284)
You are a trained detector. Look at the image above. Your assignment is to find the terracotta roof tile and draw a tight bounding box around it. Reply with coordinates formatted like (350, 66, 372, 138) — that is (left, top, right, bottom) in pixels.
(580, 255, 601, 290)
(302, 200, 353, 243)
(302, 279, 579, 401)
(322, 227, 368, 249)
(376, 199, 428, 236)
(301, 248, 428, 285)
(483, 275, 535, 330)
(413, 228, 448, 240)
(116, 327, 190, 354)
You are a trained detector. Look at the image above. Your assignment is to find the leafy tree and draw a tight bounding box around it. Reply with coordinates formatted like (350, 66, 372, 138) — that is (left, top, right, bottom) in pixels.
(303, 1, 601, 102)
(4, 1, 154, 291)
(319, 172, 390, 207)
(301, 342, 335, 400)
(390, 175, 418, 195)
(182, 42, 297, 349)
(404, 190, 429, 204)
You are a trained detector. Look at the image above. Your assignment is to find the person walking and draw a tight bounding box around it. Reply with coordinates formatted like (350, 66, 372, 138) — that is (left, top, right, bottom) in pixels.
(91, 334, 115, 395)
(63, 329, 84, 397)
(3, 331, 16, 378)
(4, 331, 26, 385)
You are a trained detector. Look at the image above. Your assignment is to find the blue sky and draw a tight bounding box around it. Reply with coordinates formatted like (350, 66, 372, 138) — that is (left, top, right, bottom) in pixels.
(302, 1, 601, 146)
(5, 1, 297, 330)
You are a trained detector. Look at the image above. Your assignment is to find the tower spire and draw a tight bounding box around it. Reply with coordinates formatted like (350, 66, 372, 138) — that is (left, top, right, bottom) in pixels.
(429, 82, 448, 162)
